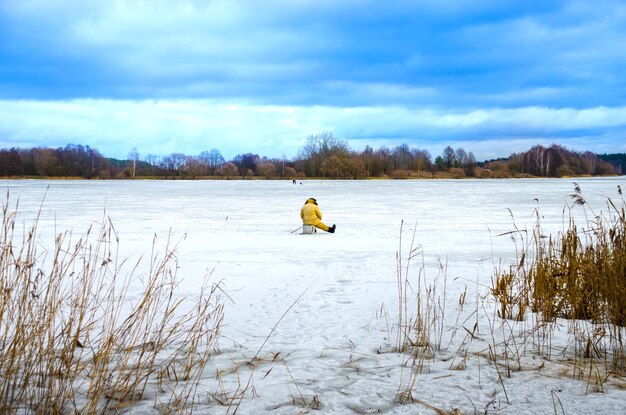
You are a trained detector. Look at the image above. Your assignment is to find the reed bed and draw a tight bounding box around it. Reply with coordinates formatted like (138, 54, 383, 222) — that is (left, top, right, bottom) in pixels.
(393, 184, 625, 409)
(0, 196, 225, 413)
(492, 184, 626, 375)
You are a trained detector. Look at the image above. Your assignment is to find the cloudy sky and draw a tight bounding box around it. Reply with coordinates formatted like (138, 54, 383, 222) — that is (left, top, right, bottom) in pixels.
(1, 0, 625, 161)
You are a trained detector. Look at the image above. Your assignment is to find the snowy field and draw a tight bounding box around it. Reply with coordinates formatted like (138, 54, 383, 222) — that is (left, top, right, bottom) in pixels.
(2, 177, 626, 414)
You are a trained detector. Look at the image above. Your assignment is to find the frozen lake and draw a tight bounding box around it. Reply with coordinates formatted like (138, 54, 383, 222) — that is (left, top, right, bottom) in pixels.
(2, 177, 625, 414)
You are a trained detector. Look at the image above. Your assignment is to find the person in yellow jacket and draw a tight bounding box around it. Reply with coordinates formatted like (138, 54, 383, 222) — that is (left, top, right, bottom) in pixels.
(300, 198, 336, 233)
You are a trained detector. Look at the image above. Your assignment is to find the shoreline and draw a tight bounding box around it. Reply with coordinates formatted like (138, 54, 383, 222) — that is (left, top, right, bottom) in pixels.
(1, 173, 622, 181)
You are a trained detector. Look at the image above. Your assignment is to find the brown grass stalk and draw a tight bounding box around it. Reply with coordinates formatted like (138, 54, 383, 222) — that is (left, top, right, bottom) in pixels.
(491, 184, 626, 382)
(0, 195, 224, 413)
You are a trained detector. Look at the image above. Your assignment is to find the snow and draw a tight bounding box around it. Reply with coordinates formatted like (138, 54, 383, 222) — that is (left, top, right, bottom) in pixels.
(2, 177, 626, 414)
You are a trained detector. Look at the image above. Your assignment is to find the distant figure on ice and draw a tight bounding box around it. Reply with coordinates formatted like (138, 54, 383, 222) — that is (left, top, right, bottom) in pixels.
(300, 198, 336, 233)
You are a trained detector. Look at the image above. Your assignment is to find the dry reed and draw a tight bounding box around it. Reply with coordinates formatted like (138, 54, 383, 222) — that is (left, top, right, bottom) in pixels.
(491, 184, 626, 377)
(0, 195, 225, 413)
(394, 221, 454, 406)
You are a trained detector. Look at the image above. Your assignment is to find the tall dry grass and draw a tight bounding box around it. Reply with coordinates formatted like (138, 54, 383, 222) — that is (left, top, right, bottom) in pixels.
(394, 221, 463, 405)
(0, 195, 224, 413)
(492, 184, 626, 376)
(393, 184, 625, 406)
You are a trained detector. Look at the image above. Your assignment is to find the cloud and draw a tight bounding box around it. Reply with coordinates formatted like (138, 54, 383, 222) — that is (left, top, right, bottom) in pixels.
(455, 2, 626, 103)
(2, 99, 625, 160)
(2, 0, 625, 107)
(2, 1, 626, 157)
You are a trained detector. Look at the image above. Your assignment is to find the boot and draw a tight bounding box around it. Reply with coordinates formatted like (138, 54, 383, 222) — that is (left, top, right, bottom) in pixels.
(328, 224, 336, 233)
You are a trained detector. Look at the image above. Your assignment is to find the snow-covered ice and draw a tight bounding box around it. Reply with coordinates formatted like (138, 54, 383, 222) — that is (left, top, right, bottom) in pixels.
(2, 177, 625, 414)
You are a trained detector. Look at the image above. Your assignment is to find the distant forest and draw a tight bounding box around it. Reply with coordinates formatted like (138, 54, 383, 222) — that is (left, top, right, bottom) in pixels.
(0, 132, 624, 179)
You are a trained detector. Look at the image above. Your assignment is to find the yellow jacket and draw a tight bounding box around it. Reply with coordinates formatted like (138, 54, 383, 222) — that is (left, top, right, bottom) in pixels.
(300, 198, 323, 225)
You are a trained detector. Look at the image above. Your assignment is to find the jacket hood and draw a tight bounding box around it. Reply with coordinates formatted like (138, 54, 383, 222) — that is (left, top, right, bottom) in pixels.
(305, 198, 318, 205)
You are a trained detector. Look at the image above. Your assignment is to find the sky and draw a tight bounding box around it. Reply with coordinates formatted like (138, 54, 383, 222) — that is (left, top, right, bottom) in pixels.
(1, 0, 625, 162)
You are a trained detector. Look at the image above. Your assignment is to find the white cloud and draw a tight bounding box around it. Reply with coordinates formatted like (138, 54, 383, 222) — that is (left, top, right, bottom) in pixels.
(1, 99, 625, 160)
(3, 0, 626, 112)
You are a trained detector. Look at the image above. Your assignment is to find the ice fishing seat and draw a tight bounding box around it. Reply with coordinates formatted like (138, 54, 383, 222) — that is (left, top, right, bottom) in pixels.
(301, 225, 316, 234)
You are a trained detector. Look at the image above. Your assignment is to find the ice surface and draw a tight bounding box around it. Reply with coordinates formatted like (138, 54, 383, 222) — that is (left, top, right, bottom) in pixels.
(2, 177, 625, 414)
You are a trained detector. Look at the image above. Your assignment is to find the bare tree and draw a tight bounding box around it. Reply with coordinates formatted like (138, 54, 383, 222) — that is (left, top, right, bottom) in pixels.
(128, 147, 140, 178)
(442, 146, 456, 170)
(199, 148, 225, 175)
(299, 132, 349, 177)
(413, 149, 432, 175)
(392, 144, 413, 171)
(464, 151, 478, 176)
(219, 162, 239, 177)
(256, 162, 277, 178)
(455, 148, 468, 167)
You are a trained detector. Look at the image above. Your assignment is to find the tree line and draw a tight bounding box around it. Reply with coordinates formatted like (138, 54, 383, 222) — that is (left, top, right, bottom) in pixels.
(0, 134, 622, 179)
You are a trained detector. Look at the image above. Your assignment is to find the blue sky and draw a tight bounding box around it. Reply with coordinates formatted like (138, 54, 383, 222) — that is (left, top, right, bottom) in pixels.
(1, 0, 625, 161)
